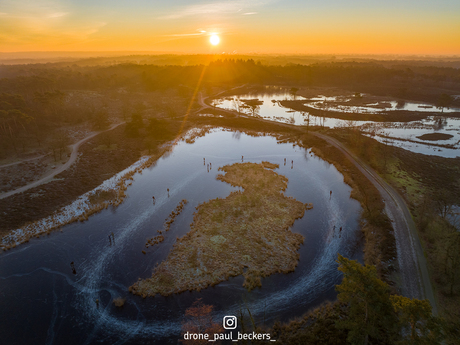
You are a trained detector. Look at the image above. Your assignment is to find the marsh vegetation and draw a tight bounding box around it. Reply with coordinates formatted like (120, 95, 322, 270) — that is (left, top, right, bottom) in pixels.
(130, 162, 311, 297)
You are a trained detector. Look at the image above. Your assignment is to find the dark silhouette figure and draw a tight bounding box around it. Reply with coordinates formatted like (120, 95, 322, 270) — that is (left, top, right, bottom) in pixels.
(339, 227, 342, 232)
(70, 262, 77, 275)
(330, 190, 332, 199)
(95, 299, 100, 308)
(203, 158, 205, 165)
(284, 158, 286, 166)
(152, 196, 155, 205)
(242, 155, 244, 162)
(207, 164, 209, 172)
(291, 160, 293, 169)
(167, 188, 170, 197)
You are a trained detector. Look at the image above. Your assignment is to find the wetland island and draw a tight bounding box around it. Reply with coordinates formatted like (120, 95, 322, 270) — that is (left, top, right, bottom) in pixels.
(130, 161, 312, 297)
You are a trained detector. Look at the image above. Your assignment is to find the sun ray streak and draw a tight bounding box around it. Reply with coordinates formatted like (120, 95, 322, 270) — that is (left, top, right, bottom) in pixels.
(173, 64, 208, 145)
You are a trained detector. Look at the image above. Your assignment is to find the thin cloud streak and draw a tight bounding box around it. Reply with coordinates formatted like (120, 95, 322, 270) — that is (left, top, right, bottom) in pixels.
(159, 0, 271, 20)
(0, 0, 66, 17)
(0, 0, 108, 46)
(164, 33, 206, 37)
(162, 28, 210, 38)
(48, 12, 69, 18)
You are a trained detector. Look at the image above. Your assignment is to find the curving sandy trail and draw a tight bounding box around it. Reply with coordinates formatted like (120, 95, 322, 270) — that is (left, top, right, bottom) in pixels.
(196, 85, 248, 114)
(0, 122, 124, 200)
(198, 91, 437, 312)
(0, 154, 47, 168)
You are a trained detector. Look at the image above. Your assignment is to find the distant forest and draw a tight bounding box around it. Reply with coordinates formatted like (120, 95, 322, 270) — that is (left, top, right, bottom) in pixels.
(1, 58, 459, 102)
(1, 58, 459, 158)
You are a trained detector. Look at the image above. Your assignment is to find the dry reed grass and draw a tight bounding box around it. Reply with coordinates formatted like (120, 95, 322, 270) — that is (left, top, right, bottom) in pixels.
(145, 199, 188, 249)
(130, 162, 312, 297)
(112, 297, 126, 307)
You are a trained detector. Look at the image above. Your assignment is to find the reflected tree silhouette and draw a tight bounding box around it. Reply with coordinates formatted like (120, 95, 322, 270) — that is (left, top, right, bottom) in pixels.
(433, 117, 447, 131)
(232, 97, 242, 113)
(232, 130, 241, 140)
(396, 100, 406, 109)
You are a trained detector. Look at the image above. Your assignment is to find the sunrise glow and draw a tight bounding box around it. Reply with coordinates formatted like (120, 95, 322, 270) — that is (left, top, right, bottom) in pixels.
(210, 34, 220, 46)
(0, 0, 458, 55)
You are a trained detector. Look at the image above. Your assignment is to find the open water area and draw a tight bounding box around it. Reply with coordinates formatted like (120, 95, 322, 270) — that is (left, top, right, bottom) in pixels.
(0, 130, 362, 344)
(213, 91, 460, 158)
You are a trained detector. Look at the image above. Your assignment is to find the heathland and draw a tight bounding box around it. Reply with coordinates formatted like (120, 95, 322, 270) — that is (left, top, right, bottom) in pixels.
(1, 55, 459, 343)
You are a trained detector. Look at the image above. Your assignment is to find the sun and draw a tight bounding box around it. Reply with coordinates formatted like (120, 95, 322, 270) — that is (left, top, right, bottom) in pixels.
(210, 34, 220, 46)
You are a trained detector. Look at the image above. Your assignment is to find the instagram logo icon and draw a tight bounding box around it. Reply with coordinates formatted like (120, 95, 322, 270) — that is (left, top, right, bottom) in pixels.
(223, 316, 237, 329)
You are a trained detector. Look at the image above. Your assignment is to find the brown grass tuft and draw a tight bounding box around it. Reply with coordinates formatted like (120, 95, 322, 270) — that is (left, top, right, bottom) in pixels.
(113, 297, 126, 307)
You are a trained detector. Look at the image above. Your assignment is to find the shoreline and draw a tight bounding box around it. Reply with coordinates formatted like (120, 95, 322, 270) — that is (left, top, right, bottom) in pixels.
(0, 145, 173, 251)
(0, 118, 396, 292)
(0, 125, 217, 251)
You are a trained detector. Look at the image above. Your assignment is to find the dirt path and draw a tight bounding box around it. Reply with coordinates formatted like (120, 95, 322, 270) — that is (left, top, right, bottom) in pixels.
(0, 154, 47, 168)
(0, 122, 124, 200)
(196, 85, 247, 113)
(311, 132, 437, 313)
(198, 91, 437, 312)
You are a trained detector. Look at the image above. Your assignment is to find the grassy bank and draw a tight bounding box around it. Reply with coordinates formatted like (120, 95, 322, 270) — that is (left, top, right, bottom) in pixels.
(327, 127, 460, 343)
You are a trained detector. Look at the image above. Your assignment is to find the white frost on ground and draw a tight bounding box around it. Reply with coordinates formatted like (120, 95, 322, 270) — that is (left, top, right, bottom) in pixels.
(1, 156, 150, 250)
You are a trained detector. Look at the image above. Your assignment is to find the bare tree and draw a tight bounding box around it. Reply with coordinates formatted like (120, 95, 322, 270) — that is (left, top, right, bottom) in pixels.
(50, 132, 69, 161)
(232, 97, 242, 113)
(378, 130, 391, 173)
(0, 109, 33, 154)
(432, 189, 455, 219)
(290, 87, 299, 100)
(242, 99, 261, 117)
(93, 109, 110, 130)
(436, 94, 453, 113)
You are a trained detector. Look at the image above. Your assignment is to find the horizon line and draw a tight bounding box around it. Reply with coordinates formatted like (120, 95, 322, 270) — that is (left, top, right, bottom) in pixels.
(1, 51, 459, 58)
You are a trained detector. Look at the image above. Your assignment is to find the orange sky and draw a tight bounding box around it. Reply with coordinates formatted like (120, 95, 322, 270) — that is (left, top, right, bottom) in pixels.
(0, 0, 459, 55)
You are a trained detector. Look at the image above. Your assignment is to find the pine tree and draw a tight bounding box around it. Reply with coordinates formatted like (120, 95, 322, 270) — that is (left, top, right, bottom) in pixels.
(391, 295, 444, 344)
(335, 254, 399, 344)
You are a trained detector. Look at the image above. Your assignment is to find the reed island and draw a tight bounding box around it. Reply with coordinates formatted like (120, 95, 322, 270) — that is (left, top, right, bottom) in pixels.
(130, 161, 313, 297)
